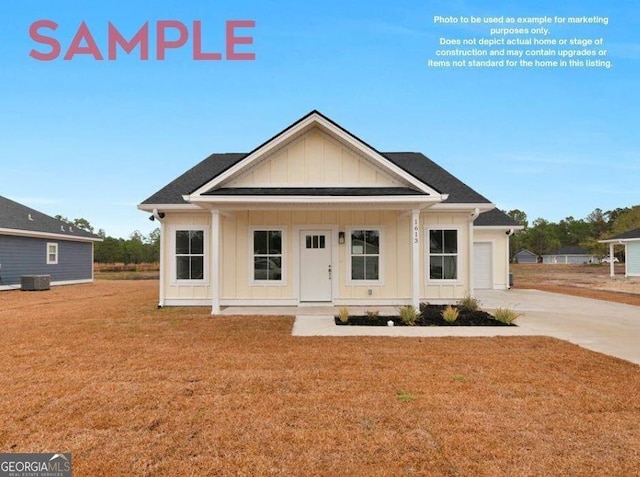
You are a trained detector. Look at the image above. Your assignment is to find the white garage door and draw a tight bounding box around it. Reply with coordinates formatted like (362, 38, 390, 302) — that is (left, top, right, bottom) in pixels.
(474, 242, 493, 289)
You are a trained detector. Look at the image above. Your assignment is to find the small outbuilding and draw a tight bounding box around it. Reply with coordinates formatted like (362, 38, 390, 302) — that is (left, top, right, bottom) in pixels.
(541, 246, 599, 264)
(599, 228, 640, 277)
(514, 248, 538, 264)
(0, 195, 102, 290)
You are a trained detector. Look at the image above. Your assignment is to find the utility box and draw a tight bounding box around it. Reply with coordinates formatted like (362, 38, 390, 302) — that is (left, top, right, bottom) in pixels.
(21, 275, 51, 291)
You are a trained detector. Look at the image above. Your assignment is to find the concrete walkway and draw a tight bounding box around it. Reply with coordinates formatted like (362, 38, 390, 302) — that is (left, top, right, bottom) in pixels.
(291, 289, 640, 366)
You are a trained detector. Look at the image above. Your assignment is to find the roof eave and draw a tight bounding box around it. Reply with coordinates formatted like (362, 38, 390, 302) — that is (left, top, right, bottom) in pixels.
(0, 227, 103, 242)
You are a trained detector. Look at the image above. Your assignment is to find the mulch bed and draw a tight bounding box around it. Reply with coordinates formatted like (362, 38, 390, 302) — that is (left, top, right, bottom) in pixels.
(335, 305, 514, 326)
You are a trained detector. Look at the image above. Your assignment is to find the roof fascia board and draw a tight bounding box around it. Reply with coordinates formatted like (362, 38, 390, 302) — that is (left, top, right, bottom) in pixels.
(474, 225, 525, 230)
(431, 203, 495, 211)
(187, 195, 441, 205)
(599, 237, 640, 243)
(137, 203, 202, 212)
(0, 227, 103, 242)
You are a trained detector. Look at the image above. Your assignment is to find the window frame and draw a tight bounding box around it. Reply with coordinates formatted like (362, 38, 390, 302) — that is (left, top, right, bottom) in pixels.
(46, 242, 58, 265)
(249, 227, 287, 286)
(346, 227, 384, 285)
(170, 226, 208, 285)
(425, 226, 462, 283)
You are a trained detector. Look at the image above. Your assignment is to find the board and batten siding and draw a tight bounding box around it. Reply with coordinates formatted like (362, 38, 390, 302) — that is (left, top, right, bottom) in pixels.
(0, 235, 93, 286)
(627, 242, 640, 277)
(161, 213, 213, 304)
(227, 128, 402, 187)
(474, 229, 510, 290)
(423, 213, 471, 300)
(220, 209, 413, 303)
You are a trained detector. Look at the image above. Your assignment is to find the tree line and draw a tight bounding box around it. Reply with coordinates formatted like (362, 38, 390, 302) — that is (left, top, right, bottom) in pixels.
(506, 205, 640, 258)
(55, 216, 160, 264)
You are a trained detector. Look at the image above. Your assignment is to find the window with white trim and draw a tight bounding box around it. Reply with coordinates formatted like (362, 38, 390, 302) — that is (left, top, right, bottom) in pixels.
(428, 229, 458, 280)
(175, 230, 205, 280)
(46, 242, 58, 265)
(253, 230, 283, 281)
(350, 230, 380, 281)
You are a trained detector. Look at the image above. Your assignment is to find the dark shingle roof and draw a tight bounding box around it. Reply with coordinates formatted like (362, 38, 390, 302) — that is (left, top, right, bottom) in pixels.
(141, 153, 246, 205)
(140, 110, 494, 206)
(383, 153, 490, 204)
(603, 228, 640, 241)
(474, 208, 520, 227)
(141, 152, 491, 205)
(0, 195, 100, 240)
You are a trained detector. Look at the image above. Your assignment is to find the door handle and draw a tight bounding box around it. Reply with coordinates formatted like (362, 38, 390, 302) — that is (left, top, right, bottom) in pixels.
(328, 264, 332, 280)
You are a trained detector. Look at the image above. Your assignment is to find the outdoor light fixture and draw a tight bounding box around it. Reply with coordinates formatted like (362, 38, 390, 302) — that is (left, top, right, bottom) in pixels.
(149, 210, 166, 221)
(339, 231, 345, 244)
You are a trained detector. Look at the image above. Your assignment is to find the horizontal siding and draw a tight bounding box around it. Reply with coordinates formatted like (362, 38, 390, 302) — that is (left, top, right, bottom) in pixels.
(0, 235, 92, 286)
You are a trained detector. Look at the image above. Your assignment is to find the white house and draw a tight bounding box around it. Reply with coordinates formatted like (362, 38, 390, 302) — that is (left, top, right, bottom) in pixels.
(542, 246, 599, 264)
(600, 228, 640, 277)
(138, 111, 522, 313)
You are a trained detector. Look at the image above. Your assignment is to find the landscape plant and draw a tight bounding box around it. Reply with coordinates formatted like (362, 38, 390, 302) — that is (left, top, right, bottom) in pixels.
(458, 295, 479, 312)
(398, 305, 418, 326)
(337, 307, 350, 323)
(442, 305, 459, 324)
(493, 307, 521, 324)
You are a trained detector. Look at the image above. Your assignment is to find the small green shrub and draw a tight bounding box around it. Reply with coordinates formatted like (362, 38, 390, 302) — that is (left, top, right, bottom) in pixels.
(419, 302, 430, 312)
(458, 295, 479, 312)
(366, 309, 379, 320)
(442, 305, 459, 324)
(493, 307, 521, 324)
(399, 305, 418, 326)
(396, 390, 416, 403)
(337, 306, 350, 323)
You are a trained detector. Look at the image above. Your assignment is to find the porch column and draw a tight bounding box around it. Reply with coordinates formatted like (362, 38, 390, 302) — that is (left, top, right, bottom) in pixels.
(411, 209, 420, 309)
(211, 210, 221, 314)
(609, 243, 615, 277)
(158, 220, 165, 307)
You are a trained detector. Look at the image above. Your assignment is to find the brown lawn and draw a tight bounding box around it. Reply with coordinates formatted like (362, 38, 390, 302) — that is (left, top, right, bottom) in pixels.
(512, 263, 640, 307)
(1, 281, 639, 476)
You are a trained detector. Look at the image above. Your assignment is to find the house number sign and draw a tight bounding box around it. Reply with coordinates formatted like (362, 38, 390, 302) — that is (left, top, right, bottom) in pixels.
(413, 218, 419, 244)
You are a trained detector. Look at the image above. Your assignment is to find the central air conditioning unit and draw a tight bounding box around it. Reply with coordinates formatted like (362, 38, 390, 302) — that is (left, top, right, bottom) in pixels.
(21, 275, 51, 291)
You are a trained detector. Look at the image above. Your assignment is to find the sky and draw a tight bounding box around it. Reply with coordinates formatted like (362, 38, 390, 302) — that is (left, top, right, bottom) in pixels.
(0, 0, 638, 238)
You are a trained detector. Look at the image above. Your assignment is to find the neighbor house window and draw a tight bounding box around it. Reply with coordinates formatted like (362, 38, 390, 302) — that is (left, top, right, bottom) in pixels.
(46, 243, 58, 265)
(350, 230, 380, 281)
(175, 230, 204, 280)
(428, 229, 458, 280)
(253, 230, 283, 281)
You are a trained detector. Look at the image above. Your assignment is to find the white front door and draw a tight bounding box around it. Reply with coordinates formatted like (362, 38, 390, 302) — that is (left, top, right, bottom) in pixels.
(473, 242, 493, 289)
(300, 230, 332, 302)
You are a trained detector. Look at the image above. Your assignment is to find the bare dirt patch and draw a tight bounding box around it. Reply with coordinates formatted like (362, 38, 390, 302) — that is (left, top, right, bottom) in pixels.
(1, 281, 639, 475)
(512, 263, 640, 306)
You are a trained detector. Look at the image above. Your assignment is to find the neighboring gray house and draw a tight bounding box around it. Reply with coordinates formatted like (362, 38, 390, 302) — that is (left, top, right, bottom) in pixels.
(600, 228, 640, 277)
(514, 248, 538, 264)
(542, 246, 599, 264)
(0, 195, 102, 290)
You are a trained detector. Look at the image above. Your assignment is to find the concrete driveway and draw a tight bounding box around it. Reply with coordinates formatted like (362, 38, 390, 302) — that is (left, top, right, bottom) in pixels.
(292, 289, 640, 365)
(475, 289, 640, 365)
